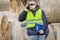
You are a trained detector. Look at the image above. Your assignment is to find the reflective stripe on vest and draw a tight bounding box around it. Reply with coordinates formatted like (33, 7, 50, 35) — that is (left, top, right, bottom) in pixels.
(26, 9, 44, 28)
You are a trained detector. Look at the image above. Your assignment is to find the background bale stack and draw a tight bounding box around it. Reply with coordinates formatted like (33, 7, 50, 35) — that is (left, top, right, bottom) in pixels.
(0, 0, 60, 23)
(0, 15, 13, 40)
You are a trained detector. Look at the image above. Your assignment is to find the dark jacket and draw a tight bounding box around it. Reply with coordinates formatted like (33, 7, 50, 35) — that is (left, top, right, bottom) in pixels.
(18, 5, 48, 36)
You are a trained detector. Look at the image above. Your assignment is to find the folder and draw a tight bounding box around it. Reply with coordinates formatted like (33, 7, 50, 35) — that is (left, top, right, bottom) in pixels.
(36, 24, 43, 33)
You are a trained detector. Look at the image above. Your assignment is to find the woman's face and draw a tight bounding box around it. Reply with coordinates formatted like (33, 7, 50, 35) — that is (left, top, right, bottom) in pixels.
(29, 4, 36, 10)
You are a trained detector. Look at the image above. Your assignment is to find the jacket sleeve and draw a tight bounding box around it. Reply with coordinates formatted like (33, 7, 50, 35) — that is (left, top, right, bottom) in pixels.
(18, 10, 27, 22)
(42, 10, 48, 31)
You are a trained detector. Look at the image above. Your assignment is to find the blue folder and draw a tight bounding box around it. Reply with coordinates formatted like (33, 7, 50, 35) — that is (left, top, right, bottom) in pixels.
(36, 24, 43, 33)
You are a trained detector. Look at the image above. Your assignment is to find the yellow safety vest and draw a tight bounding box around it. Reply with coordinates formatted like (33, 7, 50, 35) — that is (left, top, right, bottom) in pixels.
(26, 9, 44, 28)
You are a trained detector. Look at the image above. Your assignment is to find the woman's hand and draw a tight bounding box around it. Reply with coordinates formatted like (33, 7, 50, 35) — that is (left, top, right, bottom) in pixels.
(40, 30, 44, 34)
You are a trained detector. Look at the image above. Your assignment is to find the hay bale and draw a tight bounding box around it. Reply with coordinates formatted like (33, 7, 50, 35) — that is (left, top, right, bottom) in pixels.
(47, 23, 60, 40)
(40, 0, 60, 23)
(0, 15, 13, 40)
(10, 0, 24, 14)
(10, 0, 17, 12)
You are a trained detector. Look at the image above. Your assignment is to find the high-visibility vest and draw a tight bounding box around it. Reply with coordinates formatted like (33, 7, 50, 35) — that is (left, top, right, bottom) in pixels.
(26, 9, 44, 28)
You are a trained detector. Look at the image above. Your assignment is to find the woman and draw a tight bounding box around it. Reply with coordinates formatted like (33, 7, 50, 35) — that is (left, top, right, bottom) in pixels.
(18, 1, 49, 40)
